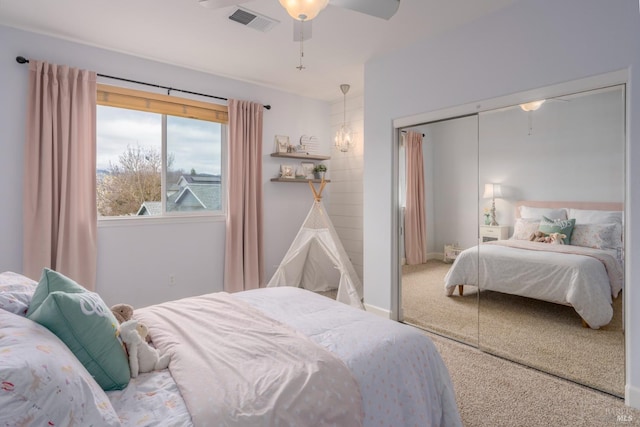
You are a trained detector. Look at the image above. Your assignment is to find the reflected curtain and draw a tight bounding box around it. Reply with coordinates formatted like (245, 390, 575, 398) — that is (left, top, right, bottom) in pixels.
(404, 131, 427, 265)
(23, 61, 97, 289)
(224, 99, 264, 292)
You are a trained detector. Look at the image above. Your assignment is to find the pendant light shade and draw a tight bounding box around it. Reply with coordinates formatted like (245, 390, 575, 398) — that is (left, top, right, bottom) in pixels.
(335, 84, 353, 152)
(279, 0, 329, 21)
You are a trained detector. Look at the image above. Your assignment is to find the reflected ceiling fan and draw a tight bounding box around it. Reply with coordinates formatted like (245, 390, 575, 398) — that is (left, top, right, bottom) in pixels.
(198, 0, 400, 69)
(198, 0, 400, 21)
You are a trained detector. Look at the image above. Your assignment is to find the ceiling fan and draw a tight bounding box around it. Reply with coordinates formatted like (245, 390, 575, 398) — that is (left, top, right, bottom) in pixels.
(198, 0, 400, 21)
(199, 0, 399, 69)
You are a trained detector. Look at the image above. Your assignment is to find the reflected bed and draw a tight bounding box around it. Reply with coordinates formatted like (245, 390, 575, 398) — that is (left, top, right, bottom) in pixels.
(444, 201, 624, 329)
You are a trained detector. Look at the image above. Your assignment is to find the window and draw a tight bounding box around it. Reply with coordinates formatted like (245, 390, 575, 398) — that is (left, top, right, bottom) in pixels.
(96, 85, 227, 218)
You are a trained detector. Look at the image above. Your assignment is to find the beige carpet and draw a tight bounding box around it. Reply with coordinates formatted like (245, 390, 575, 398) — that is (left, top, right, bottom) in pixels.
(402, 259, 625, 397)
(427, 331, 639, 427)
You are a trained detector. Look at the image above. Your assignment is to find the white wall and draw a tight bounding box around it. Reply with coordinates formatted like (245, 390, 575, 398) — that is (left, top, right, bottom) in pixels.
(479, 87, 625, 228)
(363, 0, 640, 407)
(0, 24, 331, 309)
(429, 116, 479, 252)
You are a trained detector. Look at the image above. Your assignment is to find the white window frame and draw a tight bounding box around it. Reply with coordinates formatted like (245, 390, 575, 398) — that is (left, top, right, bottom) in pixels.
(96, 84, 227, 224)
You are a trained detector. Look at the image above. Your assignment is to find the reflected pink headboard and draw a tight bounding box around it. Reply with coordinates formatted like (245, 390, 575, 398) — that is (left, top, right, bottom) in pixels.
(515, 201, 623, 218)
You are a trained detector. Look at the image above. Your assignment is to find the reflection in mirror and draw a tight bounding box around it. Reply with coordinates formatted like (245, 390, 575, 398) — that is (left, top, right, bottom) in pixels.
(475, 85, 625, 396)
(399, 115, 479, 346)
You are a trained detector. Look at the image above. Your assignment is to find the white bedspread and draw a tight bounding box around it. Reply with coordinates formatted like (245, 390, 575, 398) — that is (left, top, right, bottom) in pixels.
(444, 241, 623, 328)
(235, 287, 462, 427)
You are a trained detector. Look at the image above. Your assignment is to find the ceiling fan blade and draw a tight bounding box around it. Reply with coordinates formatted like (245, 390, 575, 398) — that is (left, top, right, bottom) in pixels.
(198, 0, 248, 9)
(293, 20, 312, 41)
(329, 0, 400, 20)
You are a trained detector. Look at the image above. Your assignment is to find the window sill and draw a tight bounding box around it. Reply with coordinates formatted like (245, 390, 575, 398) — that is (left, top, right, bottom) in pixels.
(98, 213, 225, 228)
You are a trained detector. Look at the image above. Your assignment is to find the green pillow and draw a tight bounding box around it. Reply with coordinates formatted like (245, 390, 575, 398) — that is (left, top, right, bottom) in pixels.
(26, 269, 130, 391)
(27, 268, 88, 316)
(539, 216, 576, 244)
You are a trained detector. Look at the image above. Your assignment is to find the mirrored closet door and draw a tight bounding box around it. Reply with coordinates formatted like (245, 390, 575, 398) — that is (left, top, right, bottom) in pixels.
(398, 81, 626, 397)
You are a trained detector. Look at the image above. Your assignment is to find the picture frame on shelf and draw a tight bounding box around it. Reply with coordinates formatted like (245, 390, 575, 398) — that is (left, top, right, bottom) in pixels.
(280, 164, 294, 179)
(275, 135, 290, 153)
(301, 162, 315, 179)
(300, 135, 319, 154)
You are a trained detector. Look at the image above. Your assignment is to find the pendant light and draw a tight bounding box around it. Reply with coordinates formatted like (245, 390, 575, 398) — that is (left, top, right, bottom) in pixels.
(334, 84, 353, 152)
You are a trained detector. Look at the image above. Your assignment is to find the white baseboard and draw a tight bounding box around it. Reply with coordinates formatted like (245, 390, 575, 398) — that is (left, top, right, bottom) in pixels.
(427, 252, 441, 261)
(363, 302, 392, 319)
(626, 384, 640, 409)
(403, 253, 443, 264)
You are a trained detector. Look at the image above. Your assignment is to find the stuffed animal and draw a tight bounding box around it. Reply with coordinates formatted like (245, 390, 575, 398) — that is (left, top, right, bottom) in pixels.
(529, 231, 547, 243)
(549, 232, 567, 245)
(111, 303, 151, 342)
(119, 319, 171, 378)
(111, 303, 134, 324)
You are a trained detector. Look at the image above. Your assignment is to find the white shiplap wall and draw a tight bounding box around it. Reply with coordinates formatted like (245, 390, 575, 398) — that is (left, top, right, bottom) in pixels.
(328, 94, 364, 281)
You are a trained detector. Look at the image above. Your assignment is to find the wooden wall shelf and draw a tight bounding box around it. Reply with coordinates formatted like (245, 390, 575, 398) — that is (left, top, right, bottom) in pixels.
(271, 153, 330, 161)
(270, 178, 330, 183)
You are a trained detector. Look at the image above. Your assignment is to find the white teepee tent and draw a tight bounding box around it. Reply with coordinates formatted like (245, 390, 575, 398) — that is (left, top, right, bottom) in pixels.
(267, 181, 364, 309)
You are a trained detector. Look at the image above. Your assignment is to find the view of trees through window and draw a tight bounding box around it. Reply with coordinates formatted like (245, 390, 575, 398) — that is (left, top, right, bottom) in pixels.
(97, 105, 223, 217)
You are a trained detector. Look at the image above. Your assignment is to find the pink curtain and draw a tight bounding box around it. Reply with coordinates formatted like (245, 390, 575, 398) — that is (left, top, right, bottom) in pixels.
(404, 131, 427, 265)
(23, 61, 97, 289)
(224, 99, 264, 292)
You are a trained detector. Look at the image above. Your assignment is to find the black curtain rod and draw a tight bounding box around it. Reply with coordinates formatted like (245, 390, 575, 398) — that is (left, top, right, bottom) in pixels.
(16, 56, 271, 110)
(401, 130, 425, 137)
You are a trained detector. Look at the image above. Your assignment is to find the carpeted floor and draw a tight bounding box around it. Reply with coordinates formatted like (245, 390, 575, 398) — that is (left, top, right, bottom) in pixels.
(426, 330, 639, 427)
(402, 259, 625, 397)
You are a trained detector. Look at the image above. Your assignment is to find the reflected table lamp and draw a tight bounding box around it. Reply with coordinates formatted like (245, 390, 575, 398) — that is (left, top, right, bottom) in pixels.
(483, 183, 503, 226)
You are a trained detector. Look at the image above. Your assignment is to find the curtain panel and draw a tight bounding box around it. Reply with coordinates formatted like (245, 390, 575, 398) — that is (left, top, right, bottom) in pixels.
(224, 99, 264, 292)
(404, 131, 427, 265)
(23, 61, 98, 289)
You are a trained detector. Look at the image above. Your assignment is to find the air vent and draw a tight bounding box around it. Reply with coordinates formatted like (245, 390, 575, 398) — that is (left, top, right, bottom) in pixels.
(229, 7, 279, 32)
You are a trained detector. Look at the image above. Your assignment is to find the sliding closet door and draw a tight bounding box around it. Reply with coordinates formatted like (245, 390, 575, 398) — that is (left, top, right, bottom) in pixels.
(477, 85, 626, 397)
(399, 115, 479, 347)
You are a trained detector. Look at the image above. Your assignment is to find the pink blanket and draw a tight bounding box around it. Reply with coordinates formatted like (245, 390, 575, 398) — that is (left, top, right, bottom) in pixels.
(135, 292, 363, 427)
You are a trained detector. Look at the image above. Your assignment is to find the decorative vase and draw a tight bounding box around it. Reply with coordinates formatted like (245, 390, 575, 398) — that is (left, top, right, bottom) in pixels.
(484, 216, 491, 225)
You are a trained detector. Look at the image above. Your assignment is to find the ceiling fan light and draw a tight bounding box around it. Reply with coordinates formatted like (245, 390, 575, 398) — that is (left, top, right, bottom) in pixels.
(279, 0, 329, 21)
(520, 100, 546, 112)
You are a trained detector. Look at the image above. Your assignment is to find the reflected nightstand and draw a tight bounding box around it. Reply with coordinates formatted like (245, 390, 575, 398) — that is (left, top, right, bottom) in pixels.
(479, 225, 509, 242)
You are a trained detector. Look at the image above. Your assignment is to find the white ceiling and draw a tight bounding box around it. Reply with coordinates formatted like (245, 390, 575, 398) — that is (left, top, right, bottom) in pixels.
(0, 0, 514, 101)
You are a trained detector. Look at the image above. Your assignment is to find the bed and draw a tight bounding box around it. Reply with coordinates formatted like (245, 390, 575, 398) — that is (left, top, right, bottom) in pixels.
(0, 269, 462, 427)
(444, 201, 624, 329)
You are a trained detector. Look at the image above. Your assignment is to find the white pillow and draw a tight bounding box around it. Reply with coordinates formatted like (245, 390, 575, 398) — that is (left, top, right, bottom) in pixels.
(0, 310, 121, 426)
(0, 271, 37, 316)
(511, 218, 541, 240)
(571, 223, 622, 249)
(519, 206, 567, 220)
(568, 208, 623, 225)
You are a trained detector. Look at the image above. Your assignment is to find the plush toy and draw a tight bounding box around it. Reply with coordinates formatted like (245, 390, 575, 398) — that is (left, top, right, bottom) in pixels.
(119, 319, 171, 378)
(111, 303, 151, 342)
(111, 303, 134, 324)
(529, 231, 547, 243)
(549, 232, 567, 245)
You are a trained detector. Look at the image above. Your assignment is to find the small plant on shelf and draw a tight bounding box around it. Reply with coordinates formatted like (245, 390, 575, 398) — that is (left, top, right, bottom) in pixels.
(313, 164, 327, 179)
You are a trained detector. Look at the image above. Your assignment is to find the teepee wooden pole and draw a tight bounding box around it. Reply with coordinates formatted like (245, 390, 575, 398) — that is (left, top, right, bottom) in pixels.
(308, 178, 326, 202)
